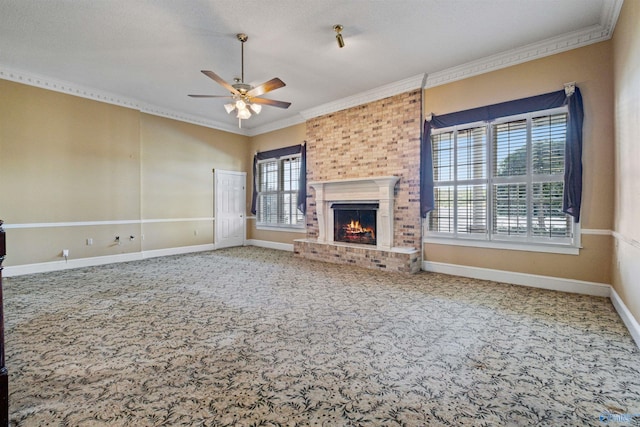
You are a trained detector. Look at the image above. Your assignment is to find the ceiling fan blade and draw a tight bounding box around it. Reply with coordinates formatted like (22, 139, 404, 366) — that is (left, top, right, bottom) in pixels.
(251, 97, 291, 109)
(188, 94, 233, 98)
(201, 70, 240, 95)
(246, 78, 286, 98)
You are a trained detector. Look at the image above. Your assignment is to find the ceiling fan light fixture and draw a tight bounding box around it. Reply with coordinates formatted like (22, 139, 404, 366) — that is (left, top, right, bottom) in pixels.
(224, 103, 235, 114)
(250, 103, 262, 114)
(237, 107, 252, 120)
(334, 24, 345, 48)
(235, 99, 247, 110)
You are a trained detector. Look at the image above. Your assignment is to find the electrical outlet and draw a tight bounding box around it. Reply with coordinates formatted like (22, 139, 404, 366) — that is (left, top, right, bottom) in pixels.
(62, 249, 69, 257)
(87, 238, 93, 246)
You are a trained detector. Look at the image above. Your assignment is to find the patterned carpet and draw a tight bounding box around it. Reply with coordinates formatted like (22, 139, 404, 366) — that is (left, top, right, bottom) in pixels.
(3, 247, 640, 426)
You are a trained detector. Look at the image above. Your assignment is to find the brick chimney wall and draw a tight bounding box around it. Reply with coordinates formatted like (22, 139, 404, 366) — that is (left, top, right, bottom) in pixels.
(304, 89, 423, 250)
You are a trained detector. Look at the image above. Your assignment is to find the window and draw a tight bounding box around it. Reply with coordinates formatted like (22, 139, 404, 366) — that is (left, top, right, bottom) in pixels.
(428, 107, 576, 250)
(256, 154, 304, 228)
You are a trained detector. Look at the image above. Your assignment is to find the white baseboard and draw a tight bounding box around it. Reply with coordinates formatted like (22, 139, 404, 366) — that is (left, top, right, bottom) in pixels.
(4, 252, 143, 277)
(142, 244, 215, 259)
(610, 288, 640, 348)
(3, 244, 215, 277)
(422, 260, 611, 297)
(245, 239, 294, 252)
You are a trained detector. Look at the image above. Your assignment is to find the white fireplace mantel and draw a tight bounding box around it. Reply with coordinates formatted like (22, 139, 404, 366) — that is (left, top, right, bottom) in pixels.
(308, 176, 400, 250)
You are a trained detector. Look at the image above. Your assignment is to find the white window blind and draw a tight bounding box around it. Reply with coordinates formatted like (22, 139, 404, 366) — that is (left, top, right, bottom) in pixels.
(428, 108, 575, 247)
(429, 125, 487, 238)
(257, 155, 304, 227)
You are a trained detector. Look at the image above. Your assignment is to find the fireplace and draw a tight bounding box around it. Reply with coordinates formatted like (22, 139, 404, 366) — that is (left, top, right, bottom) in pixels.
(295, 175, 420, 273)
(332, 203, 378, 245)
(306, 176, 399, 250)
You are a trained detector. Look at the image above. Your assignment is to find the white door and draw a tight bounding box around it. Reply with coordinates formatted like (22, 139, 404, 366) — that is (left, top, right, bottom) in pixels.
(214, 170, 246, 249)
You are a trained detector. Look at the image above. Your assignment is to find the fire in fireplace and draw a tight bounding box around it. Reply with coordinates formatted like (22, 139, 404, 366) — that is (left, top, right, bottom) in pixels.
(332, 203, 378, 245)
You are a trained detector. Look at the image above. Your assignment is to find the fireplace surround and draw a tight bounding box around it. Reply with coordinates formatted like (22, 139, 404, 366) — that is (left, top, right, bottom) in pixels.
(294, 176, 420, 273)
(308, 176, 398, 250)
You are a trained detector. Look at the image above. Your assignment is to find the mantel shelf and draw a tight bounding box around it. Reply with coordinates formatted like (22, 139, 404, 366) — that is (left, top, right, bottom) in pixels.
(308, 176, 399, 187)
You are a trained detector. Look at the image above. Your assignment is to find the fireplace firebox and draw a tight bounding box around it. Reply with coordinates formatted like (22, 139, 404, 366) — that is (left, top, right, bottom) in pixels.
(332, 203, 378, 245)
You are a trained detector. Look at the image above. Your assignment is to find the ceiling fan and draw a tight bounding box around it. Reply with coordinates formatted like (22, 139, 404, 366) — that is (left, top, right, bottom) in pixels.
(189, 33, 291, 127)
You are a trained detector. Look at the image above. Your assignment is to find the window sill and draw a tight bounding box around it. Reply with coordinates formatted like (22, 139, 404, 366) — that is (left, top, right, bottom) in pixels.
(256, 225, 307, 234)
(423, 236, 580, 255)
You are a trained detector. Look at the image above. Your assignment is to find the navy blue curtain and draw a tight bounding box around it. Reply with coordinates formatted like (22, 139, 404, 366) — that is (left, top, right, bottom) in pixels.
(420, 120, 434, 217)
(297, 143, 307, 214)
(420, 88, 584, 221)
(250, 154, 259, 215)
(250, 144, 305, 215)
(429, 90, 567, 128)
(563, 88, 583, 222)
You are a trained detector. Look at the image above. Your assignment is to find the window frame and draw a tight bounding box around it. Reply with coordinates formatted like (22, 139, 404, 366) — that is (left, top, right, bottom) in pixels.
(425, 106, 581, 255)
(255, 153, 305, 231)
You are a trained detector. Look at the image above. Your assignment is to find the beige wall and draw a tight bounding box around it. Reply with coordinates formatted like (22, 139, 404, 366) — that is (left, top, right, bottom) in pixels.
(612, 0, 640, 322)
(423, 41, 615, 284)
(246, 123, 306, 244)
(140, 114, 248, 250)
(1, 80, 142, 265)
(1, 81, 142, 223)
(0, 80, 248, 266)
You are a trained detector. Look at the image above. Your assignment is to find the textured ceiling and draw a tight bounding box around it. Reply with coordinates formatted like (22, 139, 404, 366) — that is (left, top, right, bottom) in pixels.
(0, 0, 622, 135)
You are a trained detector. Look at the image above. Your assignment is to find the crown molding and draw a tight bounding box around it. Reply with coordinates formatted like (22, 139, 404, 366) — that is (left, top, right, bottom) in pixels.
(425, 0, 622, 89)
(0, 67, 143, 110)
(425, 24, 613, 88)
(299, 73, 426, 121)
(245, 114, 307, 137)
(0, 66, 249, 136)
(139, 104, 247, 135)
(600, 0, 624, 32)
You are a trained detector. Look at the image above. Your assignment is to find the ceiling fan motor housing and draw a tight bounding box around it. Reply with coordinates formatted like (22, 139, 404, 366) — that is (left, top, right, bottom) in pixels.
(232, 80, 252, 94)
